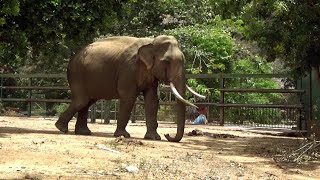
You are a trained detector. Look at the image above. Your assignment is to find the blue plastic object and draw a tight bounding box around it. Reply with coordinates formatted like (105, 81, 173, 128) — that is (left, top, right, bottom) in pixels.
(193, 114, 206, 125)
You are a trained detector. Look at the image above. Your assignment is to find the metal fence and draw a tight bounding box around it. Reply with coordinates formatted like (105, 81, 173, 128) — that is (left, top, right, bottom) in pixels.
(190, 74, 305, 129)
(0, 73, 307, 130)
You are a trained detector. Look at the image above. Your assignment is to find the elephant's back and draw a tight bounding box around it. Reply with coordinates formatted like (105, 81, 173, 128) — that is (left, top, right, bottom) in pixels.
(92, 36, 139, 50)
(68, 36, 140, 80)
(82, 36, 140, 63)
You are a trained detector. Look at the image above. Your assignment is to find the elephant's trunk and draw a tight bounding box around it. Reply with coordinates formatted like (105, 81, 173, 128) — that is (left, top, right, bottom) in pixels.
(165, 77, 187, 142)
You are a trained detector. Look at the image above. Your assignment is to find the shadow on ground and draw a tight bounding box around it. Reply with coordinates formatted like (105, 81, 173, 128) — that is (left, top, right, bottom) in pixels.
(178, 131, 320, 174)
(0, 126, 114, 138)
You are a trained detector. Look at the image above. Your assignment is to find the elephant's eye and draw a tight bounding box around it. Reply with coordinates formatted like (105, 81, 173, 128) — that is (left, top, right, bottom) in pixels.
(160, 57, 170, 63)
(165, 56, 173, 61)
(163, 59, 170, 65)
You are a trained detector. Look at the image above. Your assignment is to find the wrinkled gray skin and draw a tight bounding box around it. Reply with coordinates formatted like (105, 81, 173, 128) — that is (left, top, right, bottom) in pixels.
(55, 35, 187, 142)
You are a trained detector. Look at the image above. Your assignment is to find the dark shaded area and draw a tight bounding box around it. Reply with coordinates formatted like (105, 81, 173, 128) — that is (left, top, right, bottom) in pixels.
(0, 126, 114, 138)
(177, 132, 320, 173)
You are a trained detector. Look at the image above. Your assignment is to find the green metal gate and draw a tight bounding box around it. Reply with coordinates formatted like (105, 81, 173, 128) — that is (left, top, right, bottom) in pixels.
(300, 69, 320, 134)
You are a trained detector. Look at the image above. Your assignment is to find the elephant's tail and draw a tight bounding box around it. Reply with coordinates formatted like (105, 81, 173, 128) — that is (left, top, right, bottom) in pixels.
(66, 59, 72, 84)
(66, 51, 79, 85)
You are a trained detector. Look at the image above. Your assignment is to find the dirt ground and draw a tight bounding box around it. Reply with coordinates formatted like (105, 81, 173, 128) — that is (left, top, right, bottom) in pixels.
(0, 116, 319, 180)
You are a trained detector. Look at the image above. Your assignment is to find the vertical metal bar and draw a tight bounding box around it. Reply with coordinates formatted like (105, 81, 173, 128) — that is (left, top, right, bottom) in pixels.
(272, 108, 275, 128)
(258, 108, 261, 126)
(298, 75, 303, 130)
(249, 108, 257, 126)
(287, 108, 290, 128)
(132, 104, 136, 123)
(268, 108, 271, 127)
(207, 100, 210, 123)
(27, 78, 32, 116)
(258, 108, 262, 126)
(299, 107, 303, 130)
(270, 108, 273, 128)
(260, 108, 262, 126)
(101, 100, 104, 123)
(291, 108, 294, 129)
(252, 107, 263, 127)
(104, 100, 111, 124)
(285, 108, 288, 128)
(115, 100, 117, 121)
(219, 76, 225, 126)
(90, 103, 96, 123)
(276, 108, 279, 128)
(253, 108, 256, 126)
(309, 69, 313, 129)
(274, 108, 277, 128)
(237, 107, 242, 125)
(298, 73, 306, 130)
(249, 107, 252, 126)
(0, 76, 3, 100)
(94, 102, 97, 123)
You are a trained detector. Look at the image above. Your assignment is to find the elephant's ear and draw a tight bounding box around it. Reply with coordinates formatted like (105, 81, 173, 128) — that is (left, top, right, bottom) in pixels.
(158, 42, 171, 62)
(138, 44, 155, 70)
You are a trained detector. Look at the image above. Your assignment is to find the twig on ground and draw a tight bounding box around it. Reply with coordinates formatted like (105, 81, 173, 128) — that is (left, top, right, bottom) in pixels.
(96, 144, 122, 154)
(274, 140, 320, 163)
(294, 141, 318, 162)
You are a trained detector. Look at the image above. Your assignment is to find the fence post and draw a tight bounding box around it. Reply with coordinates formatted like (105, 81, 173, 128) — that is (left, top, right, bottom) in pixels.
(104, 100, 111, 124)
(206, 92, 210, 122)
(90, 103, 96, 123)
(297, 75, 304, 130)
(0, 76, 3, 100)
(101, 100, 104, 123)
(27, 78, 32, 116)
(115, 100, 118, 121)
(131, 104, 136, 123)
(219, 75, 224, 126)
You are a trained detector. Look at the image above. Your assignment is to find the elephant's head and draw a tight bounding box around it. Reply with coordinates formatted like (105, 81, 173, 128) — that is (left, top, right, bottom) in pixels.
(138, 35, 205, 142)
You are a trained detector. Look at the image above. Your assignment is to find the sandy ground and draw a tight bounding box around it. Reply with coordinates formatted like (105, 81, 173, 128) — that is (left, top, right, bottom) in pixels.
(0, 116, 319, 180)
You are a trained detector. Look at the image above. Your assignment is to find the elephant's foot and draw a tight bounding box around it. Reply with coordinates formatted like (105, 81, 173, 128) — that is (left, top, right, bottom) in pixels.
(75, 126, 92, 135)
(55, 120, 69, 133)
(114, 129, 130, 138)
(144, 131, 161, 140)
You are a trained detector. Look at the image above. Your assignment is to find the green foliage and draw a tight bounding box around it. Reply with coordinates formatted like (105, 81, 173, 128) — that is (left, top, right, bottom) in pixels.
(242, 0, 320, 74)
(53, 103, 69, 115)
(166, 23, 235, 74)
(230, 55, 283, 104)
(1, 0, 20, 17)
(111, 0, 224, 36)
(210, 0, 251, 19)
(0, 0, 125, 72)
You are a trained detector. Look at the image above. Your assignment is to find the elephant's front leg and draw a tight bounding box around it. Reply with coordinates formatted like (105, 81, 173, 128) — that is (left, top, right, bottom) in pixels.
(114, 98, 136, 138)
(143, 86, 161, 140)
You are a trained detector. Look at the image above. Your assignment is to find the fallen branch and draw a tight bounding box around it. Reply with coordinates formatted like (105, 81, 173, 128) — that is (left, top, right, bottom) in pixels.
(294, 141, 319, 162)
(274, 140, 320, 163)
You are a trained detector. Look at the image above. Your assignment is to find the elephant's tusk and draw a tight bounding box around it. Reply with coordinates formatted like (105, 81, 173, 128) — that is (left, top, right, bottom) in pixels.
(170, 82, 198, 108)
(186, 85, 206, 99)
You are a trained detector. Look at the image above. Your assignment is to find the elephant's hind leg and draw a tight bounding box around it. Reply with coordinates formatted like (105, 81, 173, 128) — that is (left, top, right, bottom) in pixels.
(75, 100, 96, 135)
(55, 103, 78, 133)
(114, 98, 136, 138)
(55, 99, 89, 133)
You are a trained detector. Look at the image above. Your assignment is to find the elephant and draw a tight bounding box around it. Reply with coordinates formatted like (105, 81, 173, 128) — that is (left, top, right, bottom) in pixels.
(55, 35, 205, 142)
